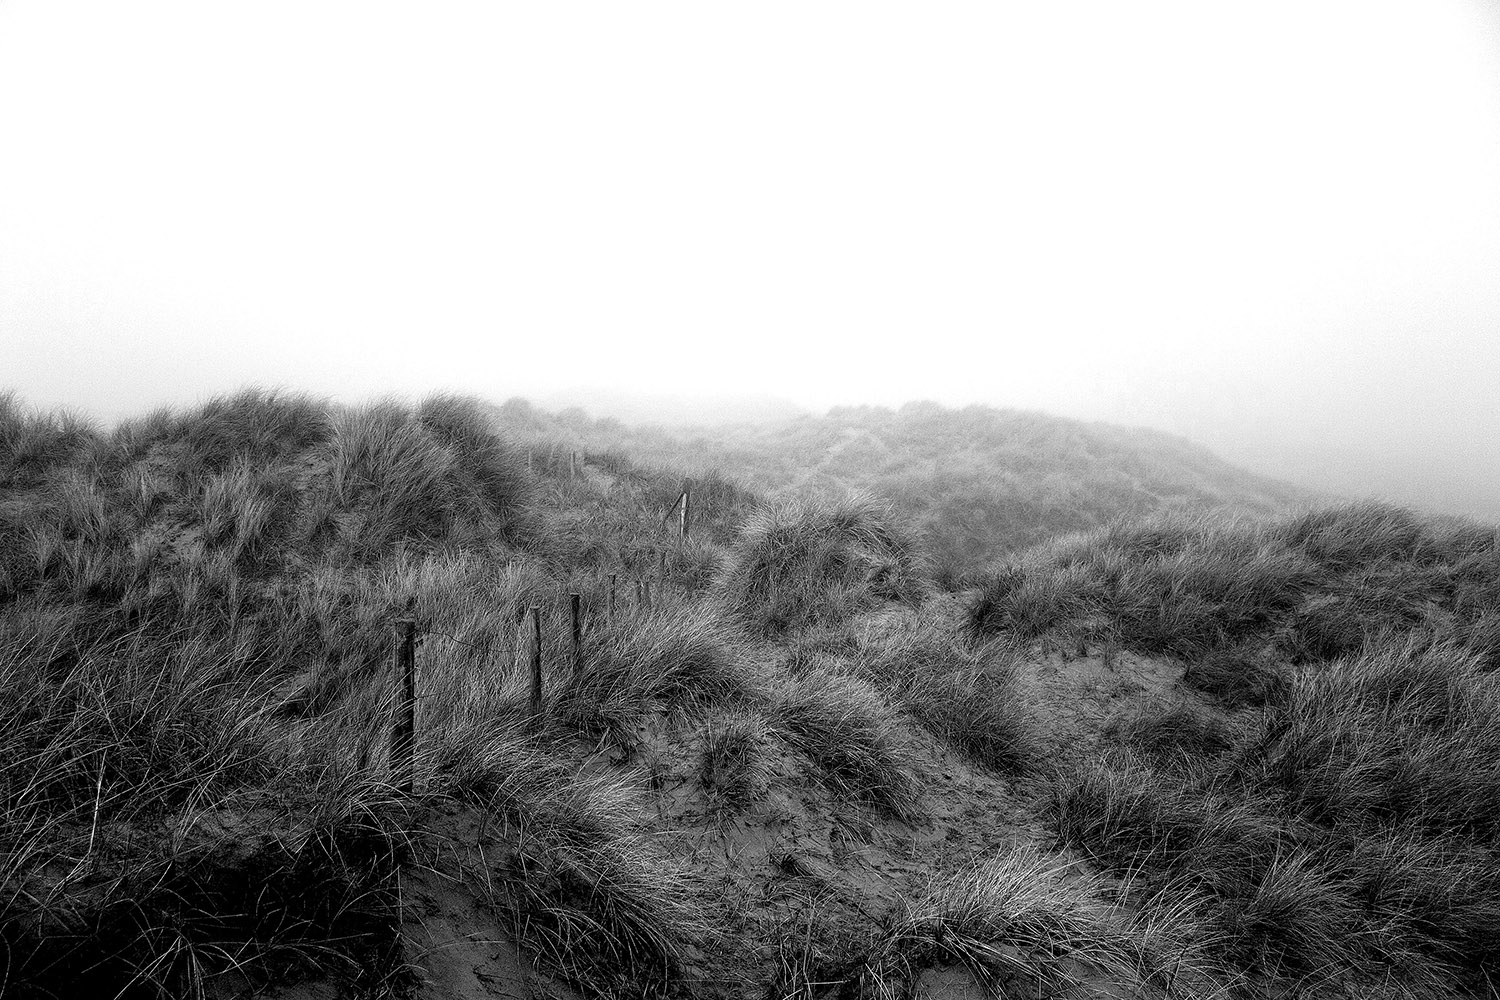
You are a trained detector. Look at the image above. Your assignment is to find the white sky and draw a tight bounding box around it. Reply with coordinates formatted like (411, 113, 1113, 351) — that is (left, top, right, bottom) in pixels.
(2, 1, 1499, 514)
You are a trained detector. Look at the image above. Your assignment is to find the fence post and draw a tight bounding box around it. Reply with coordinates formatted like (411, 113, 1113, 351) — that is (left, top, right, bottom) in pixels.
(570, 450, 578, 480)
(529, 606, 543, 716)
(390, 619, 416, 795)
(570, 592, 583, 677)
(643, 579, 653, 611)
(608, 573, 617, 618)
(681, 480, 691, 539)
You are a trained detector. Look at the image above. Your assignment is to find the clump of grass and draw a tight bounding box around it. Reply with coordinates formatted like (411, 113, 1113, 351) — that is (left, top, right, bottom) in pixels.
(1245, 638, 1500, 843)
(1275, 501, 1426, 570)
(1183, 643, 1289, 707)
(1105, 703, 1239, 767)
(1330, 832, 1500, 984)
(901, 669, 1036, 775)
(554, 601, 760, 748)
(0, 607, 425, 998)
(1046, 755, 1369, 986)
(1456, 609, 1500, 670)
(1048, 753, 1291, 890)
(418, 392, 536, 543)
(2, 809, 414, 999)
(1, 394, 99, 485)
(717, 492, 926, 637)
(967, 563, 1094, 642)
(112, 388, 331, 478)
(667, 535, 731, 592)
(697, 710, 775, 809)
(853, 847, 1213, 999)
(495, 829, 707, 998)
(968, 501, 1500, 676)
(321, 402, 469, 557)
(1206, 850, 1361, 978)
(1049, 633, 1500, 991)
(770, 663, 923, 817)
(0, 623, 281, 822)
(855, 607, 1038, 774)
(425, 721, 709, 998)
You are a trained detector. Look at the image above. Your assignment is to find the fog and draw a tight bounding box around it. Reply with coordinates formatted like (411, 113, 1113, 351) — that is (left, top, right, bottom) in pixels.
(3, 1, 1498, 519)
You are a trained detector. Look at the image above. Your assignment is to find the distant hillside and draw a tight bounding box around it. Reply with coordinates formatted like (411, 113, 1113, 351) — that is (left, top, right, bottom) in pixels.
(537, 387, 810, 427)
(497, 399, 1312, 580)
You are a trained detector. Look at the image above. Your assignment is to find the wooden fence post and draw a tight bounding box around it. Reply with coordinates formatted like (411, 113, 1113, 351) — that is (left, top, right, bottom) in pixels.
(390, 619, 416, 795)
(608, 573, 617, 618)
(681, 480, 691, 539)
(570, 593, 583, 676)
(529, 606, 543, 716)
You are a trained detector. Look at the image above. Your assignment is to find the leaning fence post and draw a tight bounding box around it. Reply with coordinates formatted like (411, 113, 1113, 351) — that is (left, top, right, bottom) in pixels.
(390, 619, 416, 795)
(570, 592, 583, 676)
(681, 480, 691, 539)
(529, 606, 543, 716)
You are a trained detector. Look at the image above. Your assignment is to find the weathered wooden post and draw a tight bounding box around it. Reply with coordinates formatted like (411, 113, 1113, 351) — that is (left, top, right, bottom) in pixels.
(529, 606, 543, 716)
(569, 450, 578, 480)
(570, 592, 583, 676)
(390, 619, 416, 794)
(608, 573, 617, 618)
(681, 480, 691, 539)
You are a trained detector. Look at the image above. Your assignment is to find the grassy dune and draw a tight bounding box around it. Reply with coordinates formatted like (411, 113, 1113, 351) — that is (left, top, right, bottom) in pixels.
(970, 503, 1500, 995)
(2, 389, 1497, 999)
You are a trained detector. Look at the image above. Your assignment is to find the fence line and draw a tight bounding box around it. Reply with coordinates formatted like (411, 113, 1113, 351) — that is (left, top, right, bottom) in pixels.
(381, 473, 707, 791)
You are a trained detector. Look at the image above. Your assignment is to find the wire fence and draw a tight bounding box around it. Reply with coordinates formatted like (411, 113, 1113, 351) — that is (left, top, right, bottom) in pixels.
(384, 467, 695, 793)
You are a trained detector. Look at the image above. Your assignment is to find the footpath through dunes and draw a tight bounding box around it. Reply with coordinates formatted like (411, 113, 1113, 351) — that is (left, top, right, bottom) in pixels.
(4, 389, 1500, 999)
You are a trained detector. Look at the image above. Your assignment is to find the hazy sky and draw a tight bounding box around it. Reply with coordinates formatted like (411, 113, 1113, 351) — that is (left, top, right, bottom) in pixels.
(3, 2, 1499, 515)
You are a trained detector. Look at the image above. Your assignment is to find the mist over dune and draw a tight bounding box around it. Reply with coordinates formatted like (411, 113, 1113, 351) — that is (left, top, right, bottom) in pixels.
(508, 386, 1500, 536)
(493, 393, 1316, 577)
(3, 0, 1500, 992)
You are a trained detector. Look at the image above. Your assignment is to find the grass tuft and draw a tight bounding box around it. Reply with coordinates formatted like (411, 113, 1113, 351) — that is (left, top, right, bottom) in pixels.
(854, 847, 1213, 998)
(770, 663, 923, 817)
(697, 710, 775, 810)
(718, 492, 926, 637)
(855, 607, 1038, 774)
